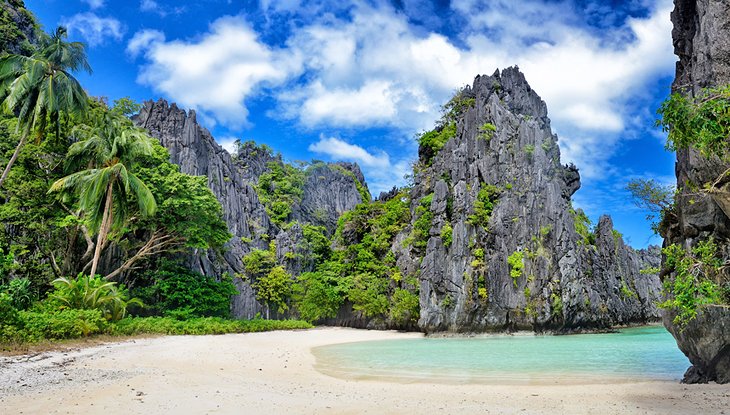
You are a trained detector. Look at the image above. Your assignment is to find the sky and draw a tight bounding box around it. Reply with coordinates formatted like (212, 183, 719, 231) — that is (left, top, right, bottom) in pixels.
(24, 0, 678, 248)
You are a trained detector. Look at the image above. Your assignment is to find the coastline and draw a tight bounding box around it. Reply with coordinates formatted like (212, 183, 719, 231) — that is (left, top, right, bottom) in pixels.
(1, 327, 727, 414)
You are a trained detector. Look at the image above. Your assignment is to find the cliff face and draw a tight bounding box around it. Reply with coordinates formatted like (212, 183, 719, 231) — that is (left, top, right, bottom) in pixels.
(665, 0, 730, 384)
(133, 100, 365, 318)
(0, 0, 37, 56)
(406, 68, 662, 332)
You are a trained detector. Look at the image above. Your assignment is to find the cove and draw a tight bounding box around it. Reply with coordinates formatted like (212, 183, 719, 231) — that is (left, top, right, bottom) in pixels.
(312, 326, 690, 385)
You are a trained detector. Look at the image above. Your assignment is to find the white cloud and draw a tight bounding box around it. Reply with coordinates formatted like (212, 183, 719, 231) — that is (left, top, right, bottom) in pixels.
(308, 136, 390, 168)
(139, 0, 185, 17)
(126, 29, 165, 57)
(128, 16, 300, 128)
(308, 135, 412, 195)
(81, 0, 105, 9)
(140, 0, 158, 12)
(62, 13, 124, 47)
(129, 0, 675, 183)
(217, 136, 239, 154)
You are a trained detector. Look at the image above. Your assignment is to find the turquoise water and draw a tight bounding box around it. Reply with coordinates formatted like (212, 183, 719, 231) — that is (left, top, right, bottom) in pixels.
(312, 326, 690, 384)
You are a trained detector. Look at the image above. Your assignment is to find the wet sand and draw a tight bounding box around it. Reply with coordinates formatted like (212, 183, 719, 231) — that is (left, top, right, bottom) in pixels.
(1, 327, 728, 414)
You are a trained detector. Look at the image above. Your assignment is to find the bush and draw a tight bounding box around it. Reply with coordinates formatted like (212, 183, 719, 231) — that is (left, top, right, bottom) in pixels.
(294, 270, 345, 323)
(660, 242, 723, 327)
(508, 251, 524, 286)
(0, 308, 107, 343)
(3, 277, 34, 310)
(469, 185, 501, 227)
(50, 274, 140, 321)
(133, 266, 237, 318)
(108, 317, 312, 336)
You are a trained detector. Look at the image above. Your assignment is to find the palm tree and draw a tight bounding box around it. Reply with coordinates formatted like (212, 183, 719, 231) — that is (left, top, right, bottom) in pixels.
(50, 111, 157, 278)
(0, 26, 91, 189)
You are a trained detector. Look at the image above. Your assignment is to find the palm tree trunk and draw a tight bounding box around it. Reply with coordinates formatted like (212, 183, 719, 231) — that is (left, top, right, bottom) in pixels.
(90, 181, 114, 277)
(0, 131, 28, 189)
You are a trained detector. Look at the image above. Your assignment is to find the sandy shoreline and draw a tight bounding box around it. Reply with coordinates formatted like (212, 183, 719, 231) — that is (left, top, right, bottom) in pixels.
(1, 327, 727, 414)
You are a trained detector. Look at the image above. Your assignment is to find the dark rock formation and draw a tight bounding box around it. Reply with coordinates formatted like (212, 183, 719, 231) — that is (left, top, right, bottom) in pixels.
(133, 99, 365, 318)
(406, 67, 662, 333)
(0, 0, 37, 56)
(664, 0, 730, 384)
(294, 162, 368, 234)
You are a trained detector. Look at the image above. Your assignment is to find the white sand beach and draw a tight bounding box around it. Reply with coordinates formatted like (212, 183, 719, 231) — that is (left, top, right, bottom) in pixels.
(1, 328, 728, 415)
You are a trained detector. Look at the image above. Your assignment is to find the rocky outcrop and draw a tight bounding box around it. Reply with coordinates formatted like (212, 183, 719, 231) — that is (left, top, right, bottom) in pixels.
(0, 0, 37, 56)
(294, 162, 369, 234)
(406, 68, 662, 333)
(133, 100, 365, 318)
(664, 0, 730, 384)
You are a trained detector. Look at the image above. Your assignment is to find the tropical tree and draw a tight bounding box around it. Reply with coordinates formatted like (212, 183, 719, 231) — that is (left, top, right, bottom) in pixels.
(0, 26, 90, 189)
(49, 110, 157, 278)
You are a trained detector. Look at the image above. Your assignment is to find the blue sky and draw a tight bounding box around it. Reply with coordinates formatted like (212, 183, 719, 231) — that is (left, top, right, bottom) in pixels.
(25, 0, 677, 248)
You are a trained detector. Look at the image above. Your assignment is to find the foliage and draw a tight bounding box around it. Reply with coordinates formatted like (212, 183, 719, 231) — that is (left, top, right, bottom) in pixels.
(0, 26, 91, 188)
(242, 246, 277, 282)
(468, 184, 500, 227)
(135, 144, 231, 250)
(523, 144, 535, 156)
(626, 178, 674, 234)
(440, 223, 453, 247)
(294, 267, 347, 323)
(657, 85, 730, 160)
(619, 280, 638, 300)
(49, 109, 158, 277)
(2, 277, 34, 309)
(659, 241, 724, 327)
(570, 207, 595, 245)
(507, 251, 524, 286)
(132, 265, 237, 318)
(549, 292, 563, 318)
(253, 265, 293, 315)
(108, 317, 311, 336)
(389, 288, 419, 326)
(478, 122, 496, 141)
(49, 273, 140, 321)
(301, 224, 331, 264)
(417, 122, 456, 166)
(441, 87, 475, 125)
(255, 161, 305, 225)
(0, 1, 37, 56)
(411, 194, 434, 250)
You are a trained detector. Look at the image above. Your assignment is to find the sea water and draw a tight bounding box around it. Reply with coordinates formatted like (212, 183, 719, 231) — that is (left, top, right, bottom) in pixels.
(312, 325, 690, 384)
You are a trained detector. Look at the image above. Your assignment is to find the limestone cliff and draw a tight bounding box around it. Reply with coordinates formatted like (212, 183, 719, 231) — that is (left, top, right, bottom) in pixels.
(133, 100, 365, 318)
(404, 68, 662, 332)
(664, 0, 730, 384)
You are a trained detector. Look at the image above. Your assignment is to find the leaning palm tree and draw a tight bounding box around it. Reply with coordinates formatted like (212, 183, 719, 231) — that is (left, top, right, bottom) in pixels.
(50, 111, 157, 278)
(0, 26, 91, 189)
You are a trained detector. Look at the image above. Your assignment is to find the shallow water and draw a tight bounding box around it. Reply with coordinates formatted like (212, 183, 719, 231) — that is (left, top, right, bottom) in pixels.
(312, 325, 690, 385)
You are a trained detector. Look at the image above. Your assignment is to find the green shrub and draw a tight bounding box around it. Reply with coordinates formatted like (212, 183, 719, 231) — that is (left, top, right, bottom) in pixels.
(508, 251, 524, 286)
(418, 123, 457, 165)
(411, 194, 434, 250)
(294, 269, 346, 323)
(389, 288, 419, 326)
(478, 122, 496, 141)
(4, 277, 34, 310)
(20, 309, 107, 340)
(133, 266, 237, 318)
(0, 292, 20, 327)
(660, 241, 723, 327)
(440, 223, 453, 247)
(108, 317, 312, 336)
(570, 207, 595, 245)
(50, 274, 140, 321)
(253, 265, 293, 316)
(469, 185, 501, 227)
